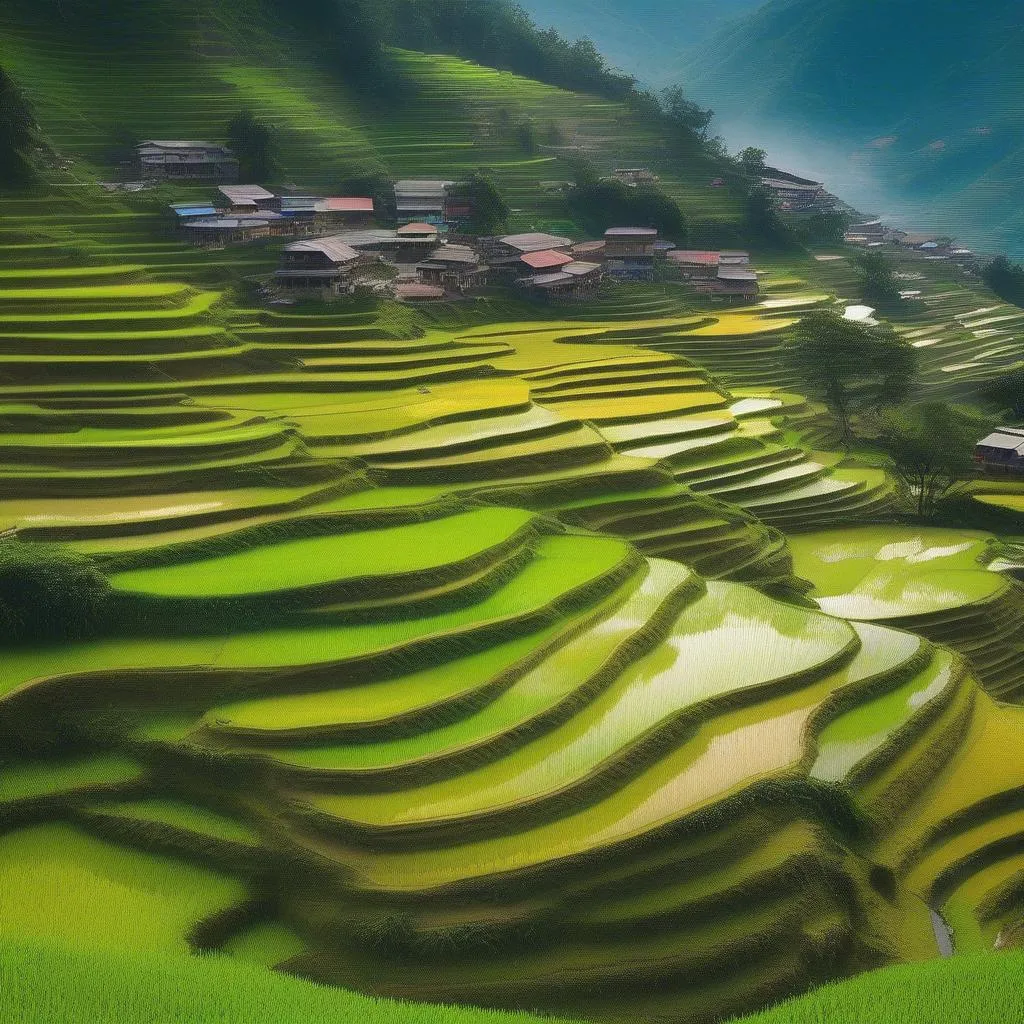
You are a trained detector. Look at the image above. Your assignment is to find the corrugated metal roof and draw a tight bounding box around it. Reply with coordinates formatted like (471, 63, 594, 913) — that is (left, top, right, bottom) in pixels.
(978, 431, 1024, 451)
(670, 250, 720, 265)
(563, 261, 602, 276)
(170, 205, 218, 217)
(500, 232, 573, 253)
(521, 249, 574, 270)
(423, 245, 481, 265)
(718, 267, 758, 281)
(325, 197, 374, 212)
(604, 227, 658, 237)
(139, 140, 231, 151)
(220, 184, 275, 202)
(284, 236, 361, 263)
(189, 218, 269, 229)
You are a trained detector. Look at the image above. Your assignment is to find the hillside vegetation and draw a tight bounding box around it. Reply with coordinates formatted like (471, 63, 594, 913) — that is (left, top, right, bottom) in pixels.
(2, 3, 1024, 1024)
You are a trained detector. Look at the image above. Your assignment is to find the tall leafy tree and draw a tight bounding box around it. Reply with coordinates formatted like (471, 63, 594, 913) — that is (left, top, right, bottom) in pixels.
(226, 110, 278, 182)
(877, 402, 990, 519)
(450, 170, 508, 235)
(982, 363, 1024, 419)
(855, 250, 901, 307)
(784, 309, 918, 441)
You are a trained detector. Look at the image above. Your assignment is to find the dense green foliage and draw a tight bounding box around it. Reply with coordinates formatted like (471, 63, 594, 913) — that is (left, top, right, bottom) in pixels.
(0, 65, 37, 185)
(0, 541, 110, 644)
(854, 251, 901, 308)
(784, 309, 918, 439)
(982, 256, 1024, 310)
(449, 170, 509, 235)
(876, 402, 990, 519)
(567, 176, 687, 241)
(982, 364, 1024, 419)
(226, 110, 279, 182)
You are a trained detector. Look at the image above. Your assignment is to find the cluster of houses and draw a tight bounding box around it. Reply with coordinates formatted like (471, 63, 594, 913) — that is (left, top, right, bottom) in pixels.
(843, 220, 975, 262)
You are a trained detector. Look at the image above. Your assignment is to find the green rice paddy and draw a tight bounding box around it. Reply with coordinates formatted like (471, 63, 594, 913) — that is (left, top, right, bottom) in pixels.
(2, 3, 1024, 1023)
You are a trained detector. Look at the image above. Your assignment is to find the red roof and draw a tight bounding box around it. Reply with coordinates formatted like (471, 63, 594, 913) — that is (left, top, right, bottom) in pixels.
(325, 197, 374, 212)
(521, 249, 574, 270)
(669, 250, 720, 266)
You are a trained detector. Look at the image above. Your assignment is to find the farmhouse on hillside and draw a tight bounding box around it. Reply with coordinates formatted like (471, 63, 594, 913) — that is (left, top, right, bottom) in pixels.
(415, 244, 489, 294)
(695, 266, 760, 300)
(218, 184, 277, 212)
(668, 250, 720, 280)
(482, 232, 574, 277)
(603, 226, 659, 281)
(394, 179, 456, 226)
(975, 427, 1024, 474)
(759, 170, 825, 211)
(517, 261, 604, 300)
(275, 236, 371, 298)
(135, 140, 239, 182)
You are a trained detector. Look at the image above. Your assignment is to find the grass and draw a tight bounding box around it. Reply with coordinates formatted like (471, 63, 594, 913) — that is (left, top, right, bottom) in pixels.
(0, 824, 245, 952)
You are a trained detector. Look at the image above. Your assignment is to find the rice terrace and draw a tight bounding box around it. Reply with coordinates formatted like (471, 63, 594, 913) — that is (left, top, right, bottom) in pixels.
(2, 2, 1024, 1022)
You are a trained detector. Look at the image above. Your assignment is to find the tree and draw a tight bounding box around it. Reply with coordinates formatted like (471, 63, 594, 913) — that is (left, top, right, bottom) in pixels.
(450, 170, 508, 235)
(983, 255, 1024, 308)
(0, 541, 111, 644)
(745, 183, 794, 250)
(660, 86, 714, 142)
(226, 110, 278, 182)
(854, 250, 901, 307)
(784, 309, 919, 441)
(794, 211, 850, 245)
(738, 146, 767, 177)
(515, 117, 537, 156)
(0, 66, 38, 186)
(981, 363, 1024, 419)
(567, 178, 687, 242)
(877, 403, 989, 519)
(337, 169, 396, 225)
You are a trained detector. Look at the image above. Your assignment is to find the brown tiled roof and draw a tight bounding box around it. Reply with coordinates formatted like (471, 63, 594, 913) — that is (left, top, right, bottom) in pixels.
(521, 249, 574, 270)
(669, 250, 720, 266)
(325, 197, 374, 212)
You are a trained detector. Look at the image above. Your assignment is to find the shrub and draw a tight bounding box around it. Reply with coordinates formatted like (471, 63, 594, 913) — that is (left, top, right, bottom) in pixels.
(0, 541, 111, 644)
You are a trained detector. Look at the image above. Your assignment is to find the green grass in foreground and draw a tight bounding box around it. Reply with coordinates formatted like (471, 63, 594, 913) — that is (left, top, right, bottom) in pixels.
(0, 938, 573, 1024)
(4, 937, 1024, 1024)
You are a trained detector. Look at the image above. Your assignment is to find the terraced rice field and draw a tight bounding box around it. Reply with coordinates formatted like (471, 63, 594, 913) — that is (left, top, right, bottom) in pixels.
(2, 237, 1023, 1023)
(4, 8, 1024, 1024)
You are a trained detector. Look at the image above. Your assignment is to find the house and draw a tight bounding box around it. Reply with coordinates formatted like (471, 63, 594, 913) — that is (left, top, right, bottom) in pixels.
(482, 233, 574, 275)
(416, 244, 489, 294)
(219, 184, 276, 211)
(169, 202, 219, 224)
(975, 428, 1024, 473)
(668, 250, 720, 280)
(275, 236, 370, 298)
(517, 261, 604, 300)
(845, 219, 886, 245)
(610, 167, 659, 187)
(719, 251, 751, 266)
(394, 282, 447, 302)
(695, 266, 759, 300)
(394, 223, 441, 262)
(135, 141, 238, 182)
(571, 240, 606, 260)
(182, 216, 276, 246)
(394, 179, 456, 226)
(604, 227, 659, 281)
(322, 197, 375, 227)
(760, 172, 825, 212)
(520, 249, 574, 274)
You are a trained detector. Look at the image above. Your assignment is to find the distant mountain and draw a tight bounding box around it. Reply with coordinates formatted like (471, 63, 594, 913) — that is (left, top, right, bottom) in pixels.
(516, 0, 764, 84)
(686, 0, 1024, 255)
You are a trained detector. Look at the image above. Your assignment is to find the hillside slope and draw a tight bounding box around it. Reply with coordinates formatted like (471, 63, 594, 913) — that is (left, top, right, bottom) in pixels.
(686, 0, 1024, 254)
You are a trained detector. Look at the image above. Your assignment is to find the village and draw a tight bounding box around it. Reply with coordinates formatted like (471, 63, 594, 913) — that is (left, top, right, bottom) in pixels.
(139, 139, 759, 305)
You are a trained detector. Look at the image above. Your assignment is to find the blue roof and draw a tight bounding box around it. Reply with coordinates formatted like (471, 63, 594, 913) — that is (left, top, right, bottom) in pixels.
(171, 205, 218, 217)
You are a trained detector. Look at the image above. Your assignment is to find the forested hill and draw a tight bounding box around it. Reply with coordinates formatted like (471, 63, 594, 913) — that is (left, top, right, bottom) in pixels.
(0, 0, 769, 247)
(686, 0, 1024, 255)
